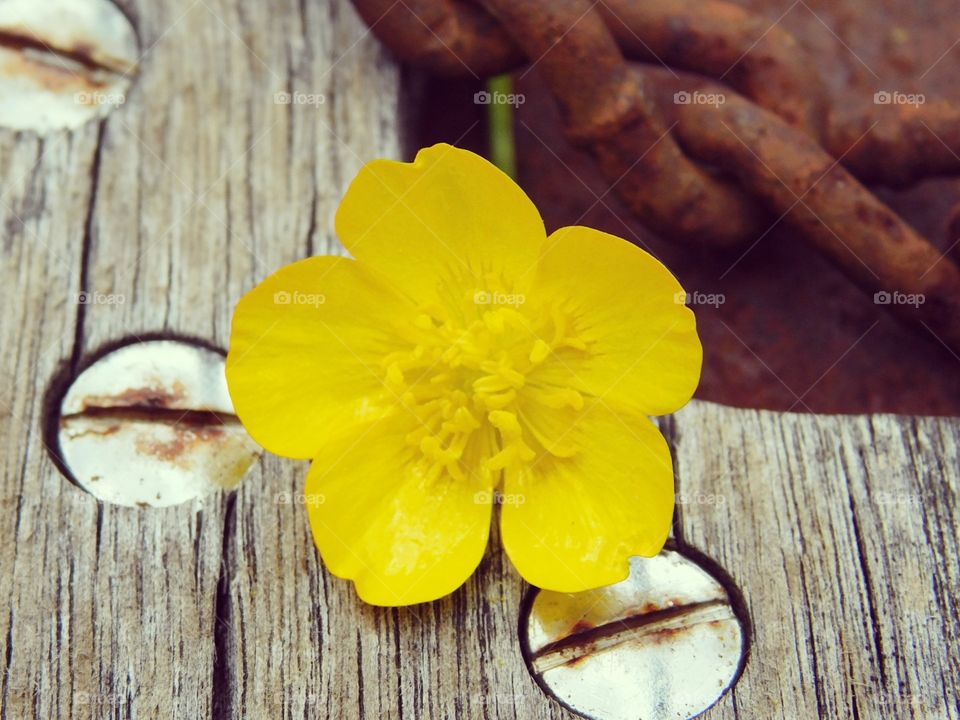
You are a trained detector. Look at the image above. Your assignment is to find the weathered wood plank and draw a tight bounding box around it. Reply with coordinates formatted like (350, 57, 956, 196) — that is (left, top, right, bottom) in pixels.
(668, 404, 960, 719)
(1, 0, 403, 717)
(1, 0, 958, 718)
(0, 131, 100, 719)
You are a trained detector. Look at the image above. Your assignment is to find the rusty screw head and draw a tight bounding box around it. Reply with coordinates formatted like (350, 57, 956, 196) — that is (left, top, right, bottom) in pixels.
(54, 339, 260, 507)
(0, 0, 138, 134)
(521, 549, 747, 720)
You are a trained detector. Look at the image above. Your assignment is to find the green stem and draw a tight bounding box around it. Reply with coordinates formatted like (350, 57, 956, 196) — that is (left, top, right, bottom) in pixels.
(487, 74, 517, 179)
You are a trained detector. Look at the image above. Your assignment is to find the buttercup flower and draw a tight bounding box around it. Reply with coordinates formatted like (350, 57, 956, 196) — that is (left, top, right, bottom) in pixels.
(226, 144, 702, 606)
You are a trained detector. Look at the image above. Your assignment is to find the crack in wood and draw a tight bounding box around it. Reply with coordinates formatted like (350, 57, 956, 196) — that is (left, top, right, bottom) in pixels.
(212, 493, 237, 720)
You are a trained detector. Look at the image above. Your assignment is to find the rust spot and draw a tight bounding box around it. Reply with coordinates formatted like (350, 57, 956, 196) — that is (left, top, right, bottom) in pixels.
(59, 421, 122, 437)
(0, 29, 126, 74)
(134, 424, 227, 465)
(2, 53, 104, 92)
(68, 42, 98, 60)
(79, 381, 188, 411)
(564, 652, 594, 668)
(569, 619, 595, 635)
(646, 625, 688, 644)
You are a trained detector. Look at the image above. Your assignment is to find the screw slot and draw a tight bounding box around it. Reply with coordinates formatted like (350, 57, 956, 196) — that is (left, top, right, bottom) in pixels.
(520, 546, 748, 720)
(47, 338, 260, 508)
(0, 0, 139, 134)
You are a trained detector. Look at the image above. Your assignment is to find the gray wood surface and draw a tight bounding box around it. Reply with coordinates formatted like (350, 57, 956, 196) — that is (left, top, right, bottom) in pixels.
(0, 0, 957, 718)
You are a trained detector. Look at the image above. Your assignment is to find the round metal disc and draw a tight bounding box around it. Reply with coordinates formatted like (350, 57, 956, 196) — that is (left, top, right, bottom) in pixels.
(0, 0, 138, 133)
(56, 340, 260, 507)
(522, 549, 747, 720)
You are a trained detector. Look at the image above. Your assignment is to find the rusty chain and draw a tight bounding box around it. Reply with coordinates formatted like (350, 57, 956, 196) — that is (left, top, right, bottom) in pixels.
(350, 0, 960, 353)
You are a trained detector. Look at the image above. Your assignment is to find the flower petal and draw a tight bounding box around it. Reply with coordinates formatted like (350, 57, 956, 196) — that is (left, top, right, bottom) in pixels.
(501, 401, 674, 592)
(335, 143, 546, 312)
(530, 226, 702, 416)
(305, 414, 496, 606)
(226, 255, 413, 459)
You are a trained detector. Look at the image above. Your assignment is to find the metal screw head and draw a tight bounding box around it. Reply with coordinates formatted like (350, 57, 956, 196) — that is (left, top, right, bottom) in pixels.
(0, 0, 138, 134)
(521, 549, 747, 720)
(55, 340, 260, 507)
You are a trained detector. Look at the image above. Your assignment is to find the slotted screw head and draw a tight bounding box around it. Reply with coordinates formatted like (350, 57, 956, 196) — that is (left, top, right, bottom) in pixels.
(55, 340, 260, 507)
(522, 549, 747, 720)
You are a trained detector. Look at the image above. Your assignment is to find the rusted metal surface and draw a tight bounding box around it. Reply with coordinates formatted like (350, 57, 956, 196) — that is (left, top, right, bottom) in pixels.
(593, 0, 825, 138)
(671, 84, 960, 353)
(828, 102, 960, 188)
(56, 340, 260, 507)
(0, 0, 138, 133)
(350, 0, 960, 355)
(354, 0, 960, 185)
(522, 550, 746, 720)
(445, 0, 768, 249)
(347, 0, 522, 77)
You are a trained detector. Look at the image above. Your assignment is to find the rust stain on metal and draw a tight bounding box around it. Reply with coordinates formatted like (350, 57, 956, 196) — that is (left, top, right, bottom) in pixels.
(1, 53, 106, 92)
(0, 30, 125, 74)
(563, 652, 591, 668)
(568, 619, 594, 635)
(134, 423, 227, 467)
(59, 422, 122, 438)
(75, 381, 188, 412)
(644, 624, 688, 645)
(535, 600, 727, 663)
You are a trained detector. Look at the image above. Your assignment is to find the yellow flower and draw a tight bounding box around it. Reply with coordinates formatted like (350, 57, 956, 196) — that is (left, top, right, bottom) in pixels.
(226, 144, 702, 606)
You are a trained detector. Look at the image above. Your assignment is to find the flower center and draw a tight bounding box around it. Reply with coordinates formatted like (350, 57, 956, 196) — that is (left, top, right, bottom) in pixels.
(381, 296, 589, 483)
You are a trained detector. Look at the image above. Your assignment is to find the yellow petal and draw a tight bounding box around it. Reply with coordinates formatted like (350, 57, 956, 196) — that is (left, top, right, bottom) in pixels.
(335, 143, 546, 312)
(530, 226, 702, 416)
(501, 402, 674, 592)
(305, 414, 496, 606)
(226, 256, 413, 459)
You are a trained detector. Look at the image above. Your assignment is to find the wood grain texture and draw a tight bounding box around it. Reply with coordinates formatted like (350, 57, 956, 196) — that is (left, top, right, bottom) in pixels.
(0, 0, 957, 718)
(666, 404, 960, 720)
(0, 0, 403, 716)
